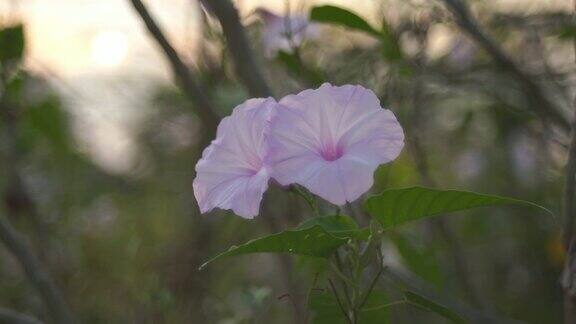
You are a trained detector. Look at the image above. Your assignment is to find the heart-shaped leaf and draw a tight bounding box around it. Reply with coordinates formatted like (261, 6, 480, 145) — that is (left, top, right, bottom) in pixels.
(364, 186, 552, 229)
(200, 225, 347, 270)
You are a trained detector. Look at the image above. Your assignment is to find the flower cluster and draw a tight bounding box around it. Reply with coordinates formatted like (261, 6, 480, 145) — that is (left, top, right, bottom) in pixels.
(193, 83, 404, 218)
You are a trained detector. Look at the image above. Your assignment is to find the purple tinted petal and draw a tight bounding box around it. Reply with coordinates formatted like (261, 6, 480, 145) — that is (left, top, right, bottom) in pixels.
(259, 11, 314, 57)
(193, 98, 275, 218)
(269, 83, 404, 205)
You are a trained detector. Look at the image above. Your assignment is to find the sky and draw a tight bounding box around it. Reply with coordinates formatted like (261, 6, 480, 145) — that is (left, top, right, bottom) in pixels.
(0, 0, 569, 174)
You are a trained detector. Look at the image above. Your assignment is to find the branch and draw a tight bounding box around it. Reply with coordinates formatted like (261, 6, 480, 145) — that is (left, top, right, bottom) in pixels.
(200, 0, 272, 97)
(564, 127, 576, 248)
(0, 71, 74, 324)
(0, 214, 74, 324)
(408, 22, 483, 307)
(438, 0, 570, 132)
(561, 3, 576, 322)
(128, 0, 220, 135)
(0, 307, 43, 324)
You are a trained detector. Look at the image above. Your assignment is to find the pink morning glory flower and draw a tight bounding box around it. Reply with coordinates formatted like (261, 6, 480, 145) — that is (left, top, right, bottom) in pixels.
(255, 8, 317, 58)
(268, 83, 404, 205)
(193, 98, 276, 218)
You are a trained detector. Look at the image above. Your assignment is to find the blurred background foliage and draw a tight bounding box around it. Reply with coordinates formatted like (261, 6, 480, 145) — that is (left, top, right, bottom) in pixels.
(0, 0, 574, 323)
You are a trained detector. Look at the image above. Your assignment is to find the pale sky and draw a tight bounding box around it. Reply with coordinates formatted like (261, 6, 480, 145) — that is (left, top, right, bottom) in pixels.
(0, 0, 569, 174)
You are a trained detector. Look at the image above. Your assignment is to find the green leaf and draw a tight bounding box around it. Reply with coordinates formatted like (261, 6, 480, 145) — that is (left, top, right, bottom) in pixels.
(308, 290, 348, 324)
(298, 214, 357, 231)
(379, 18, 402, 62)
(298, 215, 370, 240)
(199, 225, 347, 270)
(23, 97, 72, 151)
(390, 233, 443, 288)
(276, 51, 324, 87)
(405, 291, 466, 323)
(0, 24, 25, 63)
(364, 186, 552, 229)
(557, 25, 576, 39)
(310, 5, 380, 37)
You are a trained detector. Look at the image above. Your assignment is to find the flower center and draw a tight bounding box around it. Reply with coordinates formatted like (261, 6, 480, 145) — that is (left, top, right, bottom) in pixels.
(320, 144, 343, 162)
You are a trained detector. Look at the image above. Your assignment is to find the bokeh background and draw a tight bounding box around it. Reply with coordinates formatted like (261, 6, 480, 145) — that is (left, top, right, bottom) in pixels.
(0, 0, 573, 322)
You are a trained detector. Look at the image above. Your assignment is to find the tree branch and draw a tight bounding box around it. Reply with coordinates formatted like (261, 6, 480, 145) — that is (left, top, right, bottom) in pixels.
(200, 0, 272, 98)
(438, 0, 569, 132)
(564, 128, 576, 248)
(128, 0, 220, 135)
(407, 21, 483, 307)
(561, 2, 576, 322)
(0, 307, 43, 324)
(0, 214, 74, 324)
(0, 70, 74, 324)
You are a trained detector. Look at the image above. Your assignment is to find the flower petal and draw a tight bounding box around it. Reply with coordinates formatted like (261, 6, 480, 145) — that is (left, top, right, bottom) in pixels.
(310, 156, 376, 205)
(269, 83, 404, 205)
(259, 10, 315, 58)
(193, 98, 276, 218)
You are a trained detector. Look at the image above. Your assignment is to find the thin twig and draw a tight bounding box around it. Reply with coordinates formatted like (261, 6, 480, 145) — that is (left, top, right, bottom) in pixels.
(333, 252, 354, 305)
(438, 0, 569, 132)
(383, 267, 515, 323)
(360, 299, 407, 312)
(303, 273, 320, 323)
(328, 278, 353, 324)
(128, 0, 220, 136)
(357, 263, 384, 311)
(200, 0, 272, 97)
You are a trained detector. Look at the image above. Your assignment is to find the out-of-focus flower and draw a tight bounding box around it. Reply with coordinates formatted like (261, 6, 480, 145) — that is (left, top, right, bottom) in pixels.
(509, 133, 537, 184)
(455, 149, 485, 181)
(268, 83, 404, 205)
(446, 36, 477, 69)
(193, 98, 276, 218)
(255, 8, 317, 58)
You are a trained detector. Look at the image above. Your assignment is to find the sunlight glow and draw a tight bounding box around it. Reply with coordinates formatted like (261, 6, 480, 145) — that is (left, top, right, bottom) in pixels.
(90, 31, 128, 68)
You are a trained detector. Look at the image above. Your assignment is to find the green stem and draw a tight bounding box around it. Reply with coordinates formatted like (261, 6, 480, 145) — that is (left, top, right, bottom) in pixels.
(329, 278, 353, 324)
(358, 264, 384, 310)
(361, 299, 408, 312)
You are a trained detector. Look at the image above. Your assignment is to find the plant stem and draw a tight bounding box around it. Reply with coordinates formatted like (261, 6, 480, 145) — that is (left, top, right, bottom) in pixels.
(329, 278, 353, 324)
(358, 261, 384, 310)
(360, 299, 407, 312)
